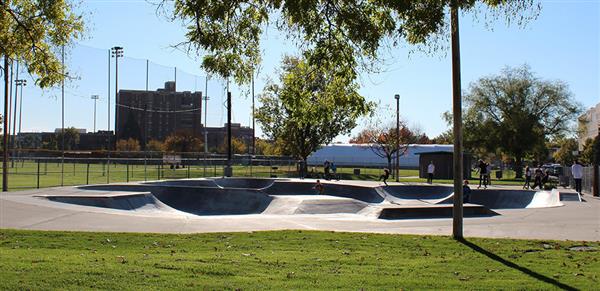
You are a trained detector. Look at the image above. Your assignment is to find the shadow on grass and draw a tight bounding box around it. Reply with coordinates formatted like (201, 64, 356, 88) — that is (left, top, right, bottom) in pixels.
(458, 238, 578, 291)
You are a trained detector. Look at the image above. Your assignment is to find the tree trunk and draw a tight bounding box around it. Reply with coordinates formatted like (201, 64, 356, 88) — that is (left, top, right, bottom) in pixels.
(514, 154, 523, 179)
(387, 156, 393, 178)
(2, 56, 9, 191)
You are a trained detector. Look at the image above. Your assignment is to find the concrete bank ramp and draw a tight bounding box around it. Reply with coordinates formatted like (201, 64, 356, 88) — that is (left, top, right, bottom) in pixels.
(40, 193, 178, 213)
(263, 195, 368, 215)
(469, 189, 563, 209)
(214, 178, 276, 190)
(383, 185, 454, 203)
(264, 181, 385, 203)
(143, 179, 218, 187)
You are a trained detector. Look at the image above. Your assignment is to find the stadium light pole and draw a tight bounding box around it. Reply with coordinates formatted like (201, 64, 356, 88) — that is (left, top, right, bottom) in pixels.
(111, 46, 123, 140)
(61, 45, 65, 186)
(450, 0, 464, 240)
(2, 57, 10, 191)
(204, 75, 209, 154)
(395, 94, 400, 182)
(16, 79, 26, 136)
(91, 95, 99, 132)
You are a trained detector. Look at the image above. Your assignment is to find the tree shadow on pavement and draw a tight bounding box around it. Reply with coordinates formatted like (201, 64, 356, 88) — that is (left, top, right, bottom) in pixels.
(458, 238, 579, 291)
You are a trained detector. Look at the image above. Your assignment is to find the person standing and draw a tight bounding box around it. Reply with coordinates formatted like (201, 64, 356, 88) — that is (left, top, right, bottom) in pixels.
(427, 161, 435, 184)
(477, 159, 487, 189)
(571, 160, 584, 195)
(323, 160, 331, 180)
(486, 162, 493, 186)
(330, 162, 338, 181)
(523, 165, 532, 189)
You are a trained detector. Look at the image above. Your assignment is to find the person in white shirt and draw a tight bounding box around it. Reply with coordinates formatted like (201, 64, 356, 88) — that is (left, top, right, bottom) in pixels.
(427, 161, 435, 184)
(571, 160, 584, 194)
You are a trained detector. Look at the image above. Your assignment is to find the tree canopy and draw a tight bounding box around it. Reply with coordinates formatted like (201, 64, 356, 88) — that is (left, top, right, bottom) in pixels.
(455, 65, 582, 175)
(165, 0, 538, 83)
(1, 0, 84, 87)
(256, 56, 374, 161)
(163, 130, 203, 153)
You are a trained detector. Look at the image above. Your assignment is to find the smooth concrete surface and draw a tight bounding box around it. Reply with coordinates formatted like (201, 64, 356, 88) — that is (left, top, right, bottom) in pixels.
(1, 178, 598, 241)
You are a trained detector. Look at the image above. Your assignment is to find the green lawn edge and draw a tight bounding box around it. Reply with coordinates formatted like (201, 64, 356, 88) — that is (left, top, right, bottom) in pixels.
(1, 229, 597, 290)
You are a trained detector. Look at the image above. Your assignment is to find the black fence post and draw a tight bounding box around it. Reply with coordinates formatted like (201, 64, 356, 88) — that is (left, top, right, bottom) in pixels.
(126, 162, 129, 182)
(86, 163, 90, 185)
(36, 160, 40, 189)
(187, 162, 190, 178)
(157, 164, 160, 180)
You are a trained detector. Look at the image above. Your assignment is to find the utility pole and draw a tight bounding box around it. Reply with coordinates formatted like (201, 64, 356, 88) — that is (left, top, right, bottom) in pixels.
(91, 95, 99, 132)
(11, 61, 18, 168)
(252, 71, 255, 155)
(204, 76, 209, 154)
(146, 59, 149, 91)
(225, 79, 232, 177)
(395, 94, 400, 182)
(3, 57, 10, 191)
(451, 0, 464, 240)
(17, 79, 26, 136)
(61, 45, 65, 186)
(106, 49, 111, 183)
(111, 46, 123, 140)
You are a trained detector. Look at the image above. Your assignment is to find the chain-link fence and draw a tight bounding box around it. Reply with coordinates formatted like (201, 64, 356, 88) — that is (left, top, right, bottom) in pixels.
(0, 153, 394, 190)
(560, 165, 598, 195)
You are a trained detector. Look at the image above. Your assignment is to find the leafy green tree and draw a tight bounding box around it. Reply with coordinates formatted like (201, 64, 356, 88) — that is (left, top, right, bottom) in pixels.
(580, 138, 594, 165)
(255, 138, 284, 156)
(56, 127, 80, 150)
(456, 65, 582, 177)
(165, 0, 537, 83)
(1, 0, 84, 87)
(256, 56, 374, 167)
(553, 138, 578, 165)
(218, 137, 247, 155)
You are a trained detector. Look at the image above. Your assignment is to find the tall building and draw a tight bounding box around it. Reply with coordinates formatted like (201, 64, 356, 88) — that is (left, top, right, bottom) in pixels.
(578, 102, 599, 150)
(116, 82, 202, 144)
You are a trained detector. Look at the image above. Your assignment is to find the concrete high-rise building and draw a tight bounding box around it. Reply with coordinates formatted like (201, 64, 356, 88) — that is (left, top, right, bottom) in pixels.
(116, 82, 202, 145)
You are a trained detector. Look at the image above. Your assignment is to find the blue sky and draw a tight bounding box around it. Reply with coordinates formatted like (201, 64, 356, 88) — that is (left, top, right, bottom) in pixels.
(6, 0, 599, 142)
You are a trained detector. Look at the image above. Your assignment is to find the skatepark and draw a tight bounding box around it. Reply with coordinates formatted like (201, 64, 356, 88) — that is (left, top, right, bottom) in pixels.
(1, 178, 598, 241)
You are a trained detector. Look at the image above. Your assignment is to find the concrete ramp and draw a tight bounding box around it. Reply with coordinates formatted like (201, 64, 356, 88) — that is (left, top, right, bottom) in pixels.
(143, 179, 219, 187)
(40, 193, 178, 213)
(382, 185, 454, 204)
(468, 189, 563, 209)
(264, 181, 385, 203)
(214, 178, 276, 189)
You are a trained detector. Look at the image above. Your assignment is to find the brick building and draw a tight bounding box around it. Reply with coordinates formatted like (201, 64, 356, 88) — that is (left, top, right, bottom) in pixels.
(116, 81, 202, 144)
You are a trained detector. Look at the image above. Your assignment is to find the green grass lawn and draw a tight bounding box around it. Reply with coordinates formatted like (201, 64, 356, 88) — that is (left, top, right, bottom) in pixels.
(0, 229, 597, 290)
(0, 160, 527, 191)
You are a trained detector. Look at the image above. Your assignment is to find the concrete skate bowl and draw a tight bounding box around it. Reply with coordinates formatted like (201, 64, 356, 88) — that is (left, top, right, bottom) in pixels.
(264, 181, 385, 203)
(68, 184, 273, 215)
(213, 178, 276, 190)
